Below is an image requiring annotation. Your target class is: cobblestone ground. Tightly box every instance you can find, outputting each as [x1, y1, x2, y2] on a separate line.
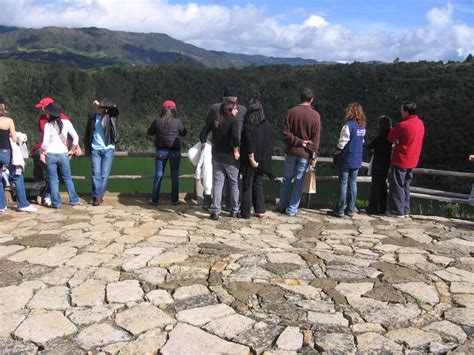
[0, 195, 473, 354]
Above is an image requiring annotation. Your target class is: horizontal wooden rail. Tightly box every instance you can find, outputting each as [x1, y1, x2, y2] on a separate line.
[67, 152, 472, 205]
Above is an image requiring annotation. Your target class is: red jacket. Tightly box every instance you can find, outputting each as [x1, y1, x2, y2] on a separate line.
[388, 115, 425, 169]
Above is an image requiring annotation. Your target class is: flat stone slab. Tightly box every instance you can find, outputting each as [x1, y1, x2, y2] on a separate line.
[76, 323, 132, 350]
[173, 284, 210, 300]
[28, 285, 70, 310]
[146, 289, 174, 305]
[115, 302, 176, 335]
[176, 303, 236, 326]
[393, 282, 440, 304]
[106, 280, 144, 303]
[386, 327, 442, 349]
[204, 314, 255, 339]
[14, 311, 77, 345]
[423, 320, 467, 344]
[161, 323, 250, 354]
[28, 247, 77, 267]
[357, 332, 403, 352]
[314, 332, 356, 353]
[308, 312, 349, 327]
[148, 251, 189, 267]
[71, 279, 105, 306]
[276, 326, 303, 351]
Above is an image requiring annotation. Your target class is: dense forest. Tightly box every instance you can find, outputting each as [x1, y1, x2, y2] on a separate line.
[0, 60, 473, 177]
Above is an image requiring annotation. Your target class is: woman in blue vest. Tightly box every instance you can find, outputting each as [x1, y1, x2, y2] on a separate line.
[329, 102, 367, 217]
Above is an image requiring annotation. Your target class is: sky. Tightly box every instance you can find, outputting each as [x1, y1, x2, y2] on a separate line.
[1, 0, 473, 62]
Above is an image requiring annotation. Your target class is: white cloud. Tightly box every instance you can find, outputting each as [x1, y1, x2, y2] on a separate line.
[0, 0, 473, 62]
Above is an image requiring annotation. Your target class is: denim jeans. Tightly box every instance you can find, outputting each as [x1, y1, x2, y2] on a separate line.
[151, 150, 181, 204]
[0, 149, 31, 209]
[46, 153, 80, 207]
[334, 168, 359, 216]
[277, 155, 309, 215]
[212, 159, 240, 215]
[91, 148, 115, 199]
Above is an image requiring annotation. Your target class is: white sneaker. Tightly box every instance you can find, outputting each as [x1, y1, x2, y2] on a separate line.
[18, 205, 38, 213]
[385, 212, 406, 219]
[0, 207, 6, 212]
[43, 197, 52, 207]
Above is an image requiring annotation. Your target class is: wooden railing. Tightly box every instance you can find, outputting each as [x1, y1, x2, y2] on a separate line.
[69, 152, 473, 204]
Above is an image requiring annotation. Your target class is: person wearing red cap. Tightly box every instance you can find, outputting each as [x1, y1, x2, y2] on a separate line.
[84, 98, 120, 206]
[146, 100, 187, 206]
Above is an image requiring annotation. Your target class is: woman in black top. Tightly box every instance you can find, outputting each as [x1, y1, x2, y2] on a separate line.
[147, 100, 187, 206]
[240, 99, 274, 219]
[365, 115, 392, 214]
[199, 100, 240, 220]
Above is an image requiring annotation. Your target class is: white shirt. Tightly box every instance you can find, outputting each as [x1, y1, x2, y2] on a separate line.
[337, 124, 351, 150]
[41, 120, 79, 154]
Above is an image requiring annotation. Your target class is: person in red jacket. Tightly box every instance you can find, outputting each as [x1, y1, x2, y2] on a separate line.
[387, 101, 425, 218]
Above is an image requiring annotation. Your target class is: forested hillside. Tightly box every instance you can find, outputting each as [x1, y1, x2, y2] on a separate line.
[0, 60, 473, 174]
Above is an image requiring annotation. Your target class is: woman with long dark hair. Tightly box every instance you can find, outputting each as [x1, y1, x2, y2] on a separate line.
[240, 99, 273, 219]
[366, 115, 392, 214]
[199, 99, 240, 220]
[147, 100, 187, 206]
[329, 102, 367, 217]
[40, 102, 80, 208]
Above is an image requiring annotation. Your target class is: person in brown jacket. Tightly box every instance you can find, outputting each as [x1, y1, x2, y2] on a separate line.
[276, 88, 321, 216]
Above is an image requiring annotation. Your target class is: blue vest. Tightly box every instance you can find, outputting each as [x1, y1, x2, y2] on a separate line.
[340, 120, 366, 169]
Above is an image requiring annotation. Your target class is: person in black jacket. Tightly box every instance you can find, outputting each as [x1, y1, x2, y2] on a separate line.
[240, 99, 273, 219]
[84, 98, 120, 206]
[365, 115, 392, 214]
[147, 100, 187, 206]
[200, 100, 240, 220]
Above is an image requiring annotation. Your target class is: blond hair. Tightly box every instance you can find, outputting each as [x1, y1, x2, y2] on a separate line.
[345, 102, 366, 128]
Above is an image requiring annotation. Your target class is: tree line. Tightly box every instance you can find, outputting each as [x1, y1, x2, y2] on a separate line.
[1, 60, 473, 182]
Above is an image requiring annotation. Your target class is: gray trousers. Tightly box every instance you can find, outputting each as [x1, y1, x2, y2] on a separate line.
[388, 166, 413, 216]
[212, 159, 240, 215]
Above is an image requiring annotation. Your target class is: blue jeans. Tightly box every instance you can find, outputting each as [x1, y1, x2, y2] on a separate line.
[277, 155, 309, 215]
[151, 150, 181, 204]
[91, 148, 115, 199]
[0, 149, 31, 209]
[334, 168, 359, 216]
[46, 153, 80, 207]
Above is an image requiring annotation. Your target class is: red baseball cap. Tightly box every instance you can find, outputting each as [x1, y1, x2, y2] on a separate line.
[35, 97, 54, 109]
[162, 100, 176, 108]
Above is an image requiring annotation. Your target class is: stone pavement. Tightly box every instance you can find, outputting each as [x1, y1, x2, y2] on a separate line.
[0, 195, 473, 354]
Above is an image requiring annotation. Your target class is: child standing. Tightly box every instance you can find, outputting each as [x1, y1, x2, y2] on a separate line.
[365, 115, 392, 214]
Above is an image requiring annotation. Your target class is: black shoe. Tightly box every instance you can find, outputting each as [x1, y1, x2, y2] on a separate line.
[230, 212, 242, 218]
[210, 213, 219, 220]
[327, 210, 344, 218]
[202, 204, 211, 211]
[275, 207, 286, 214]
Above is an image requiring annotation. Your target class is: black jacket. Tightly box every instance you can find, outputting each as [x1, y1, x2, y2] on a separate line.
[241, 119, 274, 176]
[85, 112, 120, 154]
[147, 117, 187, 151]
[365, 133, 392, 170]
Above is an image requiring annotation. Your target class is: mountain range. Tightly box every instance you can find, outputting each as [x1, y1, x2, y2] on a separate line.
[0, 25, 327, 68]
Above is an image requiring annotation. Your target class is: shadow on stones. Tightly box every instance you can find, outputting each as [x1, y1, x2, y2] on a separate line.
[5, 234, 63, 248]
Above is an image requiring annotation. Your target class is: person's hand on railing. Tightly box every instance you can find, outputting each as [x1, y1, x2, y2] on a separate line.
[310, 157, 317, 168]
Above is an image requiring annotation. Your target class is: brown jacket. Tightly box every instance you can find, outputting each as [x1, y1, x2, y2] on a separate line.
[283, 104, 321, 159]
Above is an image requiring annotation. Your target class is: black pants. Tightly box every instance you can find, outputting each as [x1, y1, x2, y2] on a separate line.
[241, 165, 265, 218]
[388, 166, 413, 216]
[368, 167, 389, 214]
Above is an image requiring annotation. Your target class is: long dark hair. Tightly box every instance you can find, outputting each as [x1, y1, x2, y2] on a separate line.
[244, 99, 265, 125]
[50, 116, 63, 133]
[377, 115, 392, 135]
[160, 107, 177, 133]
[213, 100, 236, 130]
